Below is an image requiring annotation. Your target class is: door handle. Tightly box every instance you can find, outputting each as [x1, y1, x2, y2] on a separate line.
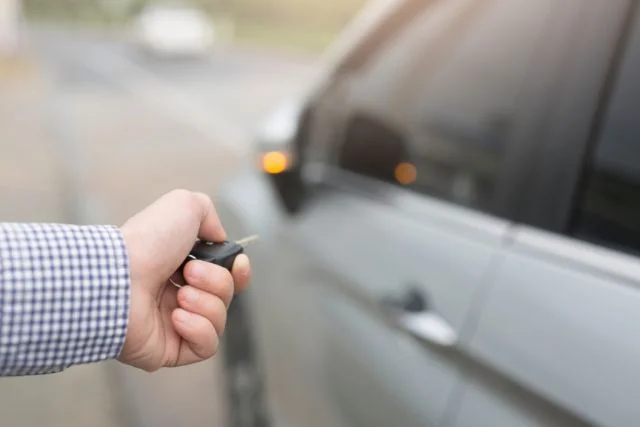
[381, 288, 458, 348]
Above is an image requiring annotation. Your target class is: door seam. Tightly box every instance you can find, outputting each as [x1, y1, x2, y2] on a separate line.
[437, 224, 516, 427]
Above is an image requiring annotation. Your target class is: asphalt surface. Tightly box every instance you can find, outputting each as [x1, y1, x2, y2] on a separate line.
[0, 26, 316, 427]
[33, 27, 315, 151]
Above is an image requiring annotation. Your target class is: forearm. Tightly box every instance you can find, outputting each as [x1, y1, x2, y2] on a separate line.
[0, 223, 130, 376]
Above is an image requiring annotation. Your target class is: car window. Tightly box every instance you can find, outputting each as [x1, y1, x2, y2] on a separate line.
[569, 19, 640, 256]
[336, 0, 562, 213]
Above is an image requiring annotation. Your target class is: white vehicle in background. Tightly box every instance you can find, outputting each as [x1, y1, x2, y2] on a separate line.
[0, 0, 20, 56]
[133, 3, 215, 57]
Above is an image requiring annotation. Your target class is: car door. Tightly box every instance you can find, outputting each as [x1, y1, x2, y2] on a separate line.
[265, 1, 592, 427]
[452, 2, 640, 426]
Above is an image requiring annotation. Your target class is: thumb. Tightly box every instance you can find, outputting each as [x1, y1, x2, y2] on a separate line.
[191, 192, 227, 242]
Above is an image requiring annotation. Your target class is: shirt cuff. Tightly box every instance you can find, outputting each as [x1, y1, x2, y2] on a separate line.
[0, 223, 130, 376]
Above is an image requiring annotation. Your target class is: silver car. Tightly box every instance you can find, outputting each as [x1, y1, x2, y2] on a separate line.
[216, 0, 640, 426]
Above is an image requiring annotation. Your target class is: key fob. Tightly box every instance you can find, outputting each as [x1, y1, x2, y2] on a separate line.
[183, 240, 245, 272]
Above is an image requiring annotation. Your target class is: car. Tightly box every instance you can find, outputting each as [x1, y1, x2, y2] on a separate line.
[215, 0, 640, 426]
[133, 3, 215, 57]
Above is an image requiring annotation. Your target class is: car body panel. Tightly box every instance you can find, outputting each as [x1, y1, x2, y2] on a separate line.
[284, 187, 508, 427]
[216, 170, 352, 427]
[462, 227, 640, 427]
[216, 0, 640, 426]
[452, 2, 640, 425]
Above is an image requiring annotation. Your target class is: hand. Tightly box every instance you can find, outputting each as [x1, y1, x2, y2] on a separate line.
[117, 189, 252, 372]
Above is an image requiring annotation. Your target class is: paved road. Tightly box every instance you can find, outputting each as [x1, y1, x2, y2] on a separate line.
[32, 27, 315, 151]
[0, 26, 316, 427]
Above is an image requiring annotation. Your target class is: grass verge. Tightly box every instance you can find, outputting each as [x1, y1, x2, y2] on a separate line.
[232, 21, 338, 54]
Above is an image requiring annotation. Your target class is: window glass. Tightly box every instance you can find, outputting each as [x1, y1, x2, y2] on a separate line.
[570, 20, 640, 256]
[337, 0, 558, 212]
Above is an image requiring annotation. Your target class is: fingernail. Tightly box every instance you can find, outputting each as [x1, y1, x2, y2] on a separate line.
[183, 287, 200, 303]
[176, 310, 191, 324]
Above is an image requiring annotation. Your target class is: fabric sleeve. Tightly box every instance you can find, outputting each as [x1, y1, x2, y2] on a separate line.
[0, 223, 130, 376]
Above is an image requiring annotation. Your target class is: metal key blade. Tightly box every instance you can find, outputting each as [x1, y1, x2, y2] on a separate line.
[236, 235, 259, 248]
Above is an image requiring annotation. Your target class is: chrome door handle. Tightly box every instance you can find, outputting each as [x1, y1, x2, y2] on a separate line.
[381, 288, 458, 348]
[395, 311, 458, 347]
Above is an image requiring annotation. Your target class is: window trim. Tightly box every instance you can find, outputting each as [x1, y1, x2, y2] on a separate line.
[520, 0, 637, 238]
[567, 1, 639, 235]
[331, 0, 439, 77]
[566, 2, 640, 257]
[307, 163, 513, 241]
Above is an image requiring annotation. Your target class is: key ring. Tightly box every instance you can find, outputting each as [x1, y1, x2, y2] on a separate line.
[169, 254, 197, 288]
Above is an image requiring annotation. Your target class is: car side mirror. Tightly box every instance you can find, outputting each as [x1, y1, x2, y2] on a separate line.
[255, 100, 308, 214]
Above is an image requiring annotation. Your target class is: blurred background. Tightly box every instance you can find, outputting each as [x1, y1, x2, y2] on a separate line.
[0, 0, 364, 426]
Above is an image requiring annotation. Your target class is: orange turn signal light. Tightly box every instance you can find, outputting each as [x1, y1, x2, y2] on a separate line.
[262, 151, 290, 174]
[395, 162, 417, 185]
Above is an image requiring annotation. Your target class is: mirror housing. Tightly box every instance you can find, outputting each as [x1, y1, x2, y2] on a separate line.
[254, 100, 307, 214]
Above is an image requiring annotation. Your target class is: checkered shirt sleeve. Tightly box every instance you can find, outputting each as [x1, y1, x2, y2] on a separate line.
[0, 223, 130, 376]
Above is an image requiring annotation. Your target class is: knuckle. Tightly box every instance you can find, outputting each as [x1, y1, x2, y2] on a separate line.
[210, 297, 228, 335]
[168, 189, 204, 217]
[193, 191, 212, 204]
[209, 266, 234, 296]
[198, 329, 219, 359]
[193, 343, 211, 359]
[221, 268, 234, 290]
[191, 321, 214, 355]
[168, 188, 193, 201]
[189, 191, 215, 222]
[207, 341, 219, 359]
[219, 304, 228, 331]
[193, 192, 214, 210]
[187, 194, 205, 215]
[222, 272, 235, 302]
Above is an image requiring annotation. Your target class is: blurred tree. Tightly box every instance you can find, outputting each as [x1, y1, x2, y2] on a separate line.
[24, 0, 366, 29]
[22, 0, 368, 50]
[98, 0, 133, 20]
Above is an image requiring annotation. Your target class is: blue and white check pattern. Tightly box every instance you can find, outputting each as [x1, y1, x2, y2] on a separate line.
[0, 223, 130, 376]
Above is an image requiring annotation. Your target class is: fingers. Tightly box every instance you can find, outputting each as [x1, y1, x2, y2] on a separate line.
[175, 257, 252, 353]
[192, 192, 226, 242]
[231, 254, 252, 294]
[183, 255, 252, 299]
[183, 260, 234, 306]
[172, 309, 219, 360]
[177, 286, 228, 335]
